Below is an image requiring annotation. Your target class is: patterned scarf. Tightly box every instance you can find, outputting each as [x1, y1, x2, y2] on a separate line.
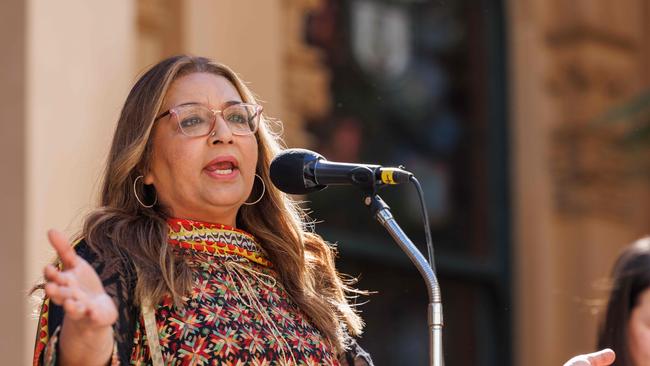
[128, 218, 340, 365]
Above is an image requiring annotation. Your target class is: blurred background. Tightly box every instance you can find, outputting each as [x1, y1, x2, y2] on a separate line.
[1, 0, 649, 365]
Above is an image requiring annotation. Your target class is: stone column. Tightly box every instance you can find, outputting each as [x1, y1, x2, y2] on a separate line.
[0, 1, 27, 365]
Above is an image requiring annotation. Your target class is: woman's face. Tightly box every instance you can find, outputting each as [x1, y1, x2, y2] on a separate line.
[628, 288, 650, 365]
[144, 72, 258, 226]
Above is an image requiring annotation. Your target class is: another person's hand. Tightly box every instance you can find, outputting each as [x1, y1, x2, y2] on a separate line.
[563, 349, 615, 366]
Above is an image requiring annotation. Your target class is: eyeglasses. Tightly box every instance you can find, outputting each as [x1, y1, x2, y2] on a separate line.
[154, 103, 263, 137]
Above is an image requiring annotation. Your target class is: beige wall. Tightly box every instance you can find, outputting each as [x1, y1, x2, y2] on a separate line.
[183, 0, 286, 129]
[21, 1, 137, 364]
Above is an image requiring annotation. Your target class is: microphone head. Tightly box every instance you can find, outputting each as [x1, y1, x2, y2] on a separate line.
[270, 148, 326, 194]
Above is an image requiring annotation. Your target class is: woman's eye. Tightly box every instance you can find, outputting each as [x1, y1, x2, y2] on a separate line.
[180, 116, 206, 129]
[226, 113, 247, 124]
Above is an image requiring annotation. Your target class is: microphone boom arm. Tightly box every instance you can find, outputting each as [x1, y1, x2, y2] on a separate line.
[364, 194, 444, 366]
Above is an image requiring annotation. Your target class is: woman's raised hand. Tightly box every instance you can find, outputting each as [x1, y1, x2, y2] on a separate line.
[563, 349, 615, 366]
[43, 229, 118, 329]
[43, 230, 118, 365]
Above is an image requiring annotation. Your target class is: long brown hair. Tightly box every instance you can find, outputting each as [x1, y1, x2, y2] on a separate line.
[597, 237, 650, 365]
[83, 55, 364, 352]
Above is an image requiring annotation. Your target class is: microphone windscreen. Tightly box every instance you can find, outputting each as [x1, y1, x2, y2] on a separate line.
[270, 148, 326, 194]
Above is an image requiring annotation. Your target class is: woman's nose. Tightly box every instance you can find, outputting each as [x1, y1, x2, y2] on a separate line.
[208, 114, 234, 144]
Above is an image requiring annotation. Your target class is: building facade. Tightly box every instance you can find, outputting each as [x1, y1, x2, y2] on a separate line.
[1, 0, 649, 365]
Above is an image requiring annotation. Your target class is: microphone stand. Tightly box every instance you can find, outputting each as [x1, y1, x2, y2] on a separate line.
[363, 193, 444, 366]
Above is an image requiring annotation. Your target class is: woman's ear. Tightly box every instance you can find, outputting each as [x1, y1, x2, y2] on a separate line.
[143, 171, 155, 185]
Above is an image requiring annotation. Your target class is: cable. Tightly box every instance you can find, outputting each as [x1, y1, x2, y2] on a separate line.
[410, 176, 437, 274]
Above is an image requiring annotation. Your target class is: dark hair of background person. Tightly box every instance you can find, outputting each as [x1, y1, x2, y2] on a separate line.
[597, 237, 650, 366]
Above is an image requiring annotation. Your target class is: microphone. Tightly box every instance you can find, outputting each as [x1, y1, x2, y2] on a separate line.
[269, 148, 413, 194]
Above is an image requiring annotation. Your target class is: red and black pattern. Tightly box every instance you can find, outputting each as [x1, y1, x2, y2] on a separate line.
[130, 218, 340, 365]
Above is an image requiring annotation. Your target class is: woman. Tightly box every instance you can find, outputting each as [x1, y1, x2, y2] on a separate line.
[33, 55, 372, 365]
[564, 237, 650, 366]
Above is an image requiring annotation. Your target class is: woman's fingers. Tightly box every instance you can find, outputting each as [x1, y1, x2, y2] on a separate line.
[87, 294, 119, 326]
[43, 229, 118, 327]
[42, 230, 117, 328]
[44, 264, 76, 286]
[63, 298, 88, 320]
[45, 283, 75, 306]
[44, 282, 65, 304]
[44, 283, 85, 304]
[47, 284, 113, 324]
[43, 264, 62, 283]
[44, 270, 116, 326]
[44, 266, 88, 307]
[47, 229, 77, 269]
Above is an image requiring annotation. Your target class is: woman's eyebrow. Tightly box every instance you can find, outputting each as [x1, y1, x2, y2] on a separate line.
[223, 100, 243, 107]
[173, 100, 243, 109]
[172, 101, 201, 108]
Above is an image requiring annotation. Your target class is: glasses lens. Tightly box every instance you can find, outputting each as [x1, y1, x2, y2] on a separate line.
[223, 104, 260, 135]
[175, 106, 214, 136]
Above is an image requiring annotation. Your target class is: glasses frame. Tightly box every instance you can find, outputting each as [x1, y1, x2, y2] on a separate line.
[154, 102, 263, 137]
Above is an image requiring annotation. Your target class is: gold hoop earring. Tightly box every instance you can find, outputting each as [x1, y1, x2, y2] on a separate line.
[244, 174, 266, 206]
[133, 175, 157, 208]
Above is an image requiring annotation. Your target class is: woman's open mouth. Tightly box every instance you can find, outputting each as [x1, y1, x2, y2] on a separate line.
[204, 157, 240, 179]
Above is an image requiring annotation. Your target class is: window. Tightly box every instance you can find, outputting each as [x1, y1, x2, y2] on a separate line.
[304, 0, 510, 364]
